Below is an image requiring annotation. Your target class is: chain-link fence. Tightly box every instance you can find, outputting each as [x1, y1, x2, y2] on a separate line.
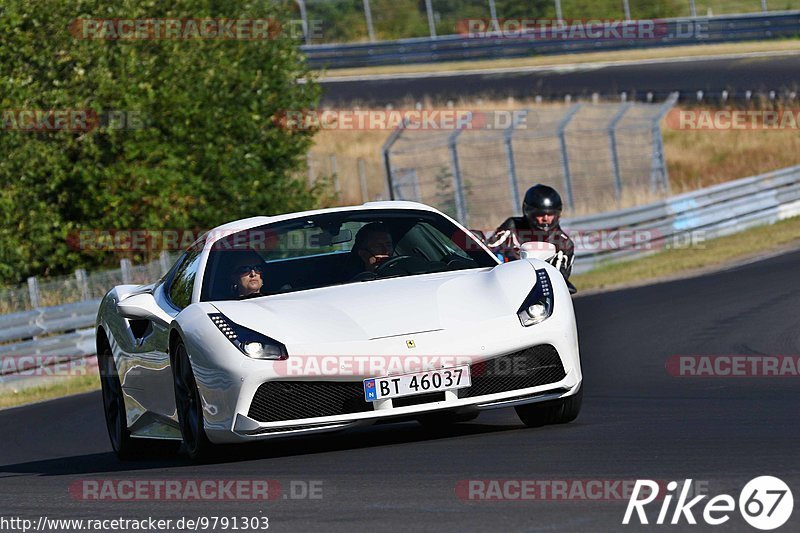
[383, 95, 678, 229]
[306, 151, 389, 204]
[0, 253, 177, 315]
[294, 0, 800, 44]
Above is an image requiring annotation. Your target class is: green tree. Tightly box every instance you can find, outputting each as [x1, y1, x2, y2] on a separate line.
[0, 0, 322, 284]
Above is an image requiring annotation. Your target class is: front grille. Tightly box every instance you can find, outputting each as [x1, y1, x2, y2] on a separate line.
[248, 381, 373, 423]
[461, 344, 566, 398]
[392, 391, 445, 408]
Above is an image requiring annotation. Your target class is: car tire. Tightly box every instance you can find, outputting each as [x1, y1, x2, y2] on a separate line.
[172, 338, 215, 461]
[515, 386, 582, 428]
[99, 347, 138, 459]
[100, 347, 178, 459]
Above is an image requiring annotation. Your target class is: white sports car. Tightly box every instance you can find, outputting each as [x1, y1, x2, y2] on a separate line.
[96, 202, 582, 460]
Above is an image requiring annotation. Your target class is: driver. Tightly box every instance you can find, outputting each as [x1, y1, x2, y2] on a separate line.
[231, 261, 264, 297]
[353, 223, 394, 273]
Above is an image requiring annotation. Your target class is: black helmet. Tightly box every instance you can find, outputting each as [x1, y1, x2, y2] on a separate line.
[522, 184, 563, 231]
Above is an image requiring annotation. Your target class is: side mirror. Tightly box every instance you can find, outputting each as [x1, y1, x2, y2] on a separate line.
[116, 292, 172, 324]
[519, 241, 557, 262]
[567, 280, 578, 295]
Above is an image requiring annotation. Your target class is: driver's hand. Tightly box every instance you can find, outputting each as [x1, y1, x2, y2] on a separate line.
[369, 254, 391, 267]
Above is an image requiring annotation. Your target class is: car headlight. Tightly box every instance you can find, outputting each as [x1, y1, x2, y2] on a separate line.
[517, 269, 555, 327]
[208, 313, 288, 360]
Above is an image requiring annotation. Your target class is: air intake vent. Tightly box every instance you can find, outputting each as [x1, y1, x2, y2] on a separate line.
[248, 381, 372, 423]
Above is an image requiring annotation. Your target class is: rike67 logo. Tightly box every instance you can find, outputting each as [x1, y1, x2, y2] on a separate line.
[623, 477, 793, 530]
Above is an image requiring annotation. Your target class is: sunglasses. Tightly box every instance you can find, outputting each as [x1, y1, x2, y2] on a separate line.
[235, 264, 263, 276]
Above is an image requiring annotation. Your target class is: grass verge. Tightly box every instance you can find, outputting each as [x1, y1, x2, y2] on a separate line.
[318, 39, 800, 78]
[572, 215, 800, 292]
[0, 373, 100, 410]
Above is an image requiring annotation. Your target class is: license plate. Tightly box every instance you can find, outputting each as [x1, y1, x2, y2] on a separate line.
[363, 366, 471, 402]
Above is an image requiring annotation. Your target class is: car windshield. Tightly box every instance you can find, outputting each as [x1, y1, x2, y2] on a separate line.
[200, 209, 497, 301]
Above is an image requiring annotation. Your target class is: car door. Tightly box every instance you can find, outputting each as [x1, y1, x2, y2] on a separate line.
[122, 245, 203, 425]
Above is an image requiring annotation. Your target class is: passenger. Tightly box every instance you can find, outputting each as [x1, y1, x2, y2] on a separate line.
[231, 261, 264, 297]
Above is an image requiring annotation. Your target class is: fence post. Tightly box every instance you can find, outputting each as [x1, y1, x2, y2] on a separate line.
[329, 153, 338, 176]
[608, 103, 632, 202]
[623, 0, 631, 20]
[388, 168, 420, 201]
[363, 0, 376, 42]
[306, 151, 315, 187]
[689, 0, 697, 17]
[554, 0, 563, 21]
[27, 276, 40, 308]
[329, 154, 340, 194]
[159, 250, 172, 275]
[357, 158, 369, 202]
[488, 0, 498, 21]
[557, 104, 581, 210]
[425, 0, 437, 38]
[650, 93, 679, 194]
[382, 118, 408, 201]
[75, 269, 90, 301]
[120, 259, 132, 284]
[448, 124, 469, 225]
[503, 109, 529, 215]
[651, 129, 668, 195]
[294, 0, 311, 45]
[761, 0, 768, 14]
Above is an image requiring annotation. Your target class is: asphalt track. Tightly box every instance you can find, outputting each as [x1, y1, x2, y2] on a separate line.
[320, 53, 800, 105]
[1, 248, 799, 532]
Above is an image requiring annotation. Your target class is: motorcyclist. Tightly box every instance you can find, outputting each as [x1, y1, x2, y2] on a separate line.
[487, 184, 576, 289]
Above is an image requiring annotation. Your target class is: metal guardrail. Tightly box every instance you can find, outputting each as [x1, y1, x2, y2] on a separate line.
[303, 12, 800, 69]
[1, 166, 799, 382]
[0, 300, 100, 345]
[0, 300, 99, 385]
[563, 165, 800, 273]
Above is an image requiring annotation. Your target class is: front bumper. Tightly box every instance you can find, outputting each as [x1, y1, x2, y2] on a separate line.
[210, 342, 580, 443]
[231, 383, 576, 439]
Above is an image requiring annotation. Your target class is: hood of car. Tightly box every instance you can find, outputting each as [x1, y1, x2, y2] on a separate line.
[211, 260, 537, 345]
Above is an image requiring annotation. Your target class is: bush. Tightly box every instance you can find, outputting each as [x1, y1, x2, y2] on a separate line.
[0, 0, 322, 284]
